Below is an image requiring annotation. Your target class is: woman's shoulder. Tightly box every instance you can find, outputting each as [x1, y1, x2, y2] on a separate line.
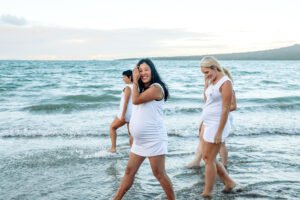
[150, 83, 165, 100]
[151, 82, 162, 87]
[123, 84, 132, 92]
[217, 76, 232, 87]
[151, 83, 164, 92]
[124, 84, 133, 89]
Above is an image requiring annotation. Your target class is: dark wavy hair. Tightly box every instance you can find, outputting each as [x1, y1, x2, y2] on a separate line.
[136, 58, 169, 101]
[122, 70, 133, 82]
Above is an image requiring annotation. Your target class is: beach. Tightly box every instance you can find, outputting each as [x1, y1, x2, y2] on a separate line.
[1, 60, 300, 199]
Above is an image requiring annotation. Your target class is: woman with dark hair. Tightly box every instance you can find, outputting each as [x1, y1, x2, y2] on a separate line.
[108, 70, 133, 153]
[113, 59, 175, 200]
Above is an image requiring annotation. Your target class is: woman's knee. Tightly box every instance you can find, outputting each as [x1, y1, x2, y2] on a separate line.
[110, 123, 117, 130]
[152, 168, 165, 180]
[110, 120, 120, 130]
[124, 166, 137, 177]
[203, 154, 214, 165]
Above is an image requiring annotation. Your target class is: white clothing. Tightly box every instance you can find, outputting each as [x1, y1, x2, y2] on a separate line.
[129, 83, 168, 157]
[117, 84, 133, 122]
[229, 112, 234, 128]
[200, 76, 232, 143]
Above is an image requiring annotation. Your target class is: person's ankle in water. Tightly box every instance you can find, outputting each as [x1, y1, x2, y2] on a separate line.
[108, 148, 116, 153]
[201, 192, 212, 198]
[185, 161, 201, 169]
[222, 182, 236, 193]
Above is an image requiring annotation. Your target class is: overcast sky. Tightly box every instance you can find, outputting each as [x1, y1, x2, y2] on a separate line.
[0, 0, 299, 60]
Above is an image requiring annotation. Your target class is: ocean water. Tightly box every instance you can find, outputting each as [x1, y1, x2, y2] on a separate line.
[0, 60, 300, 200]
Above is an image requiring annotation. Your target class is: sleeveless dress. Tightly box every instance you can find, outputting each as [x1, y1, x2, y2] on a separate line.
[129, 83, 168, 157]
[228, 112, 234, 129]
[117, 84, 133, 122]
[200, 76, 232, 143]
[228, 90, 236, 129]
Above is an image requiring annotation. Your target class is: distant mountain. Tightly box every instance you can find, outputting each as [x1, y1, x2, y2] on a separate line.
[123, 44, 300, 60]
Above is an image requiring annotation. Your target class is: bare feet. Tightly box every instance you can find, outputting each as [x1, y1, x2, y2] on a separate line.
[185, 161, 200, 169]
[107, 148, 116, 153]
[201, 192, 212, 198]
[222, 182, 236, 193]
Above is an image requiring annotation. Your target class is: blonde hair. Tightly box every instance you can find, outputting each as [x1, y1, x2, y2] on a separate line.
[222, 67, 233, 81]
[200, 56, 224, 73]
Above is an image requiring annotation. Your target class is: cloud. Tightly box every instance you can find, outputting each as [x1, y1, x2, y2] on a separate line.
[0, 14, 27, 26]
[0, 25, 217, 59]
[1, 24, 293, 60]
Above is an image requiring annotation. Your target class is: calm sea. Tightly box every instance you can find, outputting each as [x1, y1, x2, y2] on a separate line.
[0, 60, 299, 199]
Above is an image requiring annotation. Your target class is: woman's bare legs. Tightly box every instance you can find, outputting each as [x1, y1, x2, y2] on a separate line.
[126, 123, 133, 147]
[201, 141, 235, 197]
[201, 141, 220, 197]
[186, 124, 204, 168]
[216, 161, 236, 192]
[149, 155, 175, 200]
[113, 153, 145, 200]
[108, 117, 126, 153]
[219, 143, 228, 169]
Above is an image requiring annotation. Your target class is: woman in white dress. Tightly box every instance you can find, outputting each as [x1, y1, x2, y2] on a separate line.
[108, 70, 133, 153]
[186, 67, 236, 169]
[219, 67, 237, 169]
[114, 59, 175, 200]
[199, 56, 236, 198]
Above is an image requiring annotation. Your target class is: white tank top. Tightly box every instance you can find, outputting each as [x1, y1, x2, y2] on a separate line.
[129, 83, 167, 145]
[118, 84, 133, 122]
[202, 76, 232, 122]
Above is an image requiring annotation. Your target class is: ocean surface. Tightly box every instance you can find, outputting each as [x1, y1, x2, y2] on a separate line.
[0, 60, 299, 200]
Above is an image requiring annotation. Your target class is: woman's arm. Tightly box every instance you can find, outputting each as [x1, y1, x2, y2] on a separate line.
[132, 84, 163, 105]
[132, 67, 163, 105]
[214, 81, 232, 144]
[120, 86, 131, 121]
[230, 91, 237, 111]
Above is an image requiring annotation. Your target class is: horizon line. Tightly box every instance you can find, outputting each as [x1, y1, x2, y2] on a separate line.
[0, 44, 299, 61]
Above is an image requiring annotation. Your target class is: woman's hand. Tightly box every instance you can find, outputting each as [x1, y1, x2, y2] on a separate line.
[133, 67, 140, 84]
[120, 115, 126, 122]
[214, 133, 222, 144]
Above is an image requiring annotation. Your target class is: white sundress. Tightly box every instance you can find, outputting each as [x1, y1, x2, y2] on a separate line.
[200, 76, 232, 143]
[117, 84, 133, 122]
[129, 83, 168, 157]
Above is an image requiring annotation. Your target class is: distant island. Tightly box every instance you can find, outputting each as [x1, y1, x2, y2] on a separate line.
[122, 44, 300, 60]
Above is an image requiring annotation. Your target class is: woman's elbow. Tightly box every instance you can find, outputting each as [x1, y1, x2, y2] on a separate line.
[132, 100, 138, 105]
[132, 99, 141, 105]
[230, 105, 237, 111]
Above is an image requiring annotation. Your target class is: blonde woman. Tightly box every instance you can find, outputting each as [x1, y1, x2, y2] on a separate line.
[186, 67, 236, 169]
[199, 56, 236, 197]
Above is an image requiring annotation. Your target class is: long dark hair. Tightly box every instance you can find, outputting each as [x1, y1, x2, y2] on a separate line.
[136, 58, 169, 101]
